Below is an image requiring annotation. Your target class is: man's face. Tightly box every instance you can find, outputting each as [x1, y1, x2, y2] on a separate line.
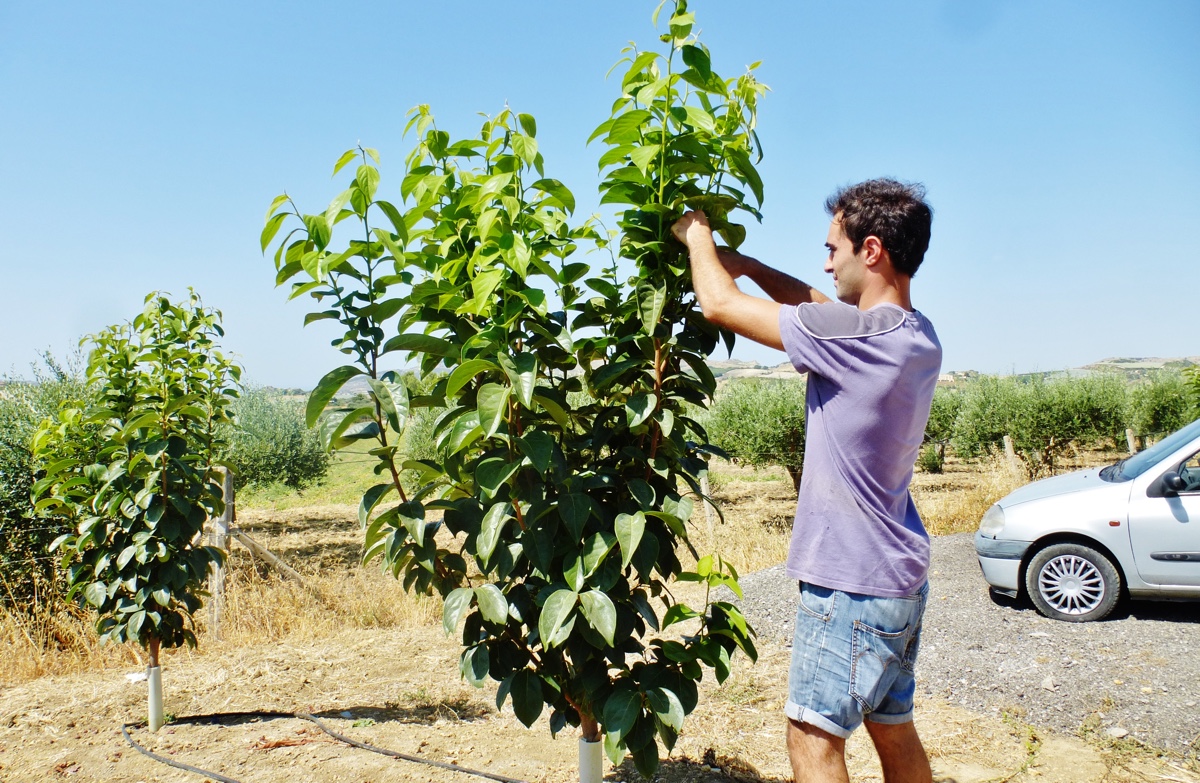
[824, 217, 866, 305]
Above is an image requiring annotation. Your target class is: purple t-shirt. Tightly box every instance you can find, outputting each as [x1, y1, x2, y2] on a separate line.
[779, 301, 942, 597]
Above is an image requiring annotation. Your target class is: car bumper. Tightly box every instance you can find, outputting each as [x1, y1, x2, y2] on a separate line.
[974, 531, 1032, 594]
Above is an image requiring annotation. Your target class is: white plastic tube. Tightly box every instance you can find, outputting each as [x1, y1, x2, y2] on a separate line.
[579, 737, 603, 783]
[147, 666, 164, 732]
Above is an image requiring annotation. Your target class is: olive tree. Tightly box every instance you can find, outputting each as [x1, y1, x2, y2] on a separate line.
[263, 2, 762, 775]
[703, 379, 806, 492]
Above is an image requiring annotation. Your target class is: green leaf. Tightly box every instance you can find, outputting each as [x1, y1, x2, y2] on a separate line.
[474, 584, 509, 624]
[476, 383, 511, 439]
[530, 178, 576, 214]
[648, 688, 684, 732]
[477, 502, 511, 562]
[629, 144, 660, 175]
[318, 406, 376, 451]
[397, 500, 426, 546]
[680, 44, 711, 80]
[358, 483, 394, 527]
[443, 586, 475, 635]
[517, 113, 537, 137]
[476, 457, 519, 499]
[512, 134, 538, 166]
[515, 430, 554, 476]
[498, 353, 537, 408]
[367, 373, 410, 433]
[306, 366, 363, 428]
[579, 590, 616, 645]
[84, 582, 106, 608]
[637, 282, 667, 335]
[602, 687, 641, 739]
[606, 110, 652, 144]
[615, 511, 646, 569]
[260, 212, 287, 252]
[558, 494, 592, 539]
[509, 670, 543, 727]
[625, 394, 655, 428]
[331, 148, 358, 176]
[581, 532, 616, 577]
[446, 359, 500, 397]
[381, 333, 459, 359]
[461, 645, 490, 687]
[538, 589, 577, 648]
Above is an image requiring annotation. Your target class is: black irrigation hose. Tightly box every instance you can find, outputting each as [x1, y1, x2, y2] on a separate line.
[121, 710, 530, 783]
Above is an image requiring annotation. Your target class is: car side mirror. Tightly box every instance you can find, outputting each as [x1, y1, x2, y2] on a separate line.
[1161, 471, 1185, 496]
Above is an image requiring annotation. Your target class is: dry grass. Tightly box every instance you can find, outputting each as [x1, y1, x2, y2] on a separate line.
[0, 454, 1034, 686]
[912, 454, 1027, 535]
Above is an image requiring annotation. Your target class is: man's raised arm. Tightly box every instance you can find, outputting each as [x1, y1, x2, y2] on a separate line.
[673, 210, 787, 351]
[716, 249, 832, 306]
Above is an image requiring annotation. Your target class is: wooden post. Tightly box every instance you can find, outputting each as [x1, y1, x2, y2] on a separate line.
[1125, 428, 1139, 455]
[699, 473, 716, 540]
[207, 468, 232, 640]
[1003, 435, 1022, 476]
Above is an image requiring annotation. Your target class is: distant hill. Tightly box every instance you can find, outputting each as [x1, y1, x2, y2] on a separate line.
[315, 355, 1198, 397]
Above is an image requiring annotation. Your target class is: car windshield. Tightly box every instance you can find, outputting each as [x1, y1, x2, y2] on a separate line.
[1110, 417, 1200, 480]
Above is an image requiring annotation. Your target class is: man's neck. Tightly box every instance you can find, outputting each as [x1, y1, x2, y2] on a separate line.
[856, 278, 912, 312]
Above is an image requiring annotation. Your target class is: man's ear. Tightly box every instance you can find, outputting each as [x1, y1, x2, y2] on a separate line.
[861, 235, 887, 268]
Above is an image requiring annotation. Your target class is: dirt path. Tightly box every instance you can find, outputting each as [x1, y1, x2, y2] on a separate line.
[3, 623, 1195, 782]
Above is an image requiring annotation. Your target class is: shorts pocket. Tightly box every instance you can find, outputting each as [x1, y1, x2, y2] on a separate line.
[850, 620, 907, 711]
[797, 582, 837, 622]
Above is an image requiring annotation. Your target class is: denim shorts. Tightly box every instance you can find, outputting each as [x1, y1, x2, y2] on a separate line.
[786, 580, 929, 739]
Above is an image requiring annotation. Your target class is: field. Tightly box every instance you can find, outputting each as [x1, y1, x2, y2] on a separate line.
[2, 450, 1198, 782]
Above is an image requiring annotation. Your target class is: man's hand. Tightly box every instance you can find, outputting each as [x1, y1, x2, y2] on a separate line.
[671, 209, 713, 249]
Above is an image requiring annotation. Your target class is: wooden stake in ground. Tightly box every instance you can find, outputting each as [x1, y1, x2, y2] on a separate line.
[1126, 428, 1139, 454]
[207, 468, 233, 640]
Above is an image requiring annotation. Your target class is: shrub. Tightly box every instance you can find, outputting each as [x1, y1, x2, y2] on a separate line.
[0, 354, 92, 606]
[914, 444, 944, 474]
[1125, 372, 1192, 437]
[952, 374, 1127, 476]
[704, 379, 806, 492]
[221, 386, 329, 489]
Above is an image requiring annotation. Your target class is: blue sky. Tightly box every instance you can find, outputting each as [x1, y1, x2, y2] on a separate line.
[2, 1, 1196, 387]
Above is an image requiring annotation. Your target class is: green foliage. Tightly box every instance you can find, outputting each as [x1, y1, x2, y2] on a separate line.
[1183, 367, 1200, 420]
[924, 386, 961, 445]
[1124, 372, 1192, 437]
[221, 386, 329, 489]
[32, 292, 241, 652]
[264, 2, 762, 774]
[0, 354, 92, 605]
[914, 444, 944, 474]
[952, 374, 1126, 476]
[703, 379, 805, 491]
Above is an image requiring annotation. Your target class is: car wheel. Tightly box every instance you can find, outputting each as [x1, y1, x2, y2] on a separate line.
[1025, 543, 1121, 622]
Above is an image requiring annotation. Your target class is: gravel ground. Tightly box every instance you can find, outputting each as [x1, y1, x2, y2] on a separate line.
[726, 532, 1200, 753]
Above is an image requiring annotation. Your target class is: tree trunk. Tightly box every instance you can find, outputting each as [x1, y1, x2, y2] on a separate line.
[786, 466, 801, 495]
[579, 713, 601, 743]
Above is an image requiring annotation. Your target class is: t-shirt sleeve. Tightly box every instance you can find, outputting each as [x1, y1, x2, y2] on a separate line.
[777, 302, 851, 383]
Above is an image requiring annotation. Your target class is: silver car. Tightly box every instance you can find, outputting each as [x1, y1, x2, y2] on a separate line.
[975, 417, 1200, 622]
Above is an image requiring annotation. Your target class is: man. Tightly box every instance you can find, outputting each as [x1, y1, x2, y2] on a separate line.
[672, 178, 941, 783]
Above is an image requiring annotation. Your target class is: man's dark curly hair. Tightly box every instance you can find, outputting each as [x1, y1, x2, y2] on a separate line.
[824, 178, 933, 277]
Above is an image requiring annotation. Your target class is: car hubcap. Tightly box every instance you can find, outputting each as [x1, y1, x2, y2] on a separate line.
[1039, 555, 1105, 615]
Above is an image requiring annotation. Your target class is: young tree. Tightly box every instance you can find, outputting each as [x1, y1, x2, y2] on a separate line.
[32, 292, 240, 730]
[263, 2, 762, 775]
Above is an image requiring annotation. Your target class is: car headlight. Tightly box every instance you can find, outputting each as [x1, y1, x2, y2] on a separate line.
[979, 504, 1005, 537]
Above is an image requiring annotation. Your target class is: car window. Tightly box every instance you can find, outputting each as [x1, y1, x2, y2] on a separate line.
[1179, 452, 1200, 493]
[1122, 417, 1200, 479]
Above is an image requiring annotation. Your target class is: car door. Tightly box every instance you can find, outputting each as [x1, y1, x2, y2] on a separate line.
[1127, 448, 1200, 586]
